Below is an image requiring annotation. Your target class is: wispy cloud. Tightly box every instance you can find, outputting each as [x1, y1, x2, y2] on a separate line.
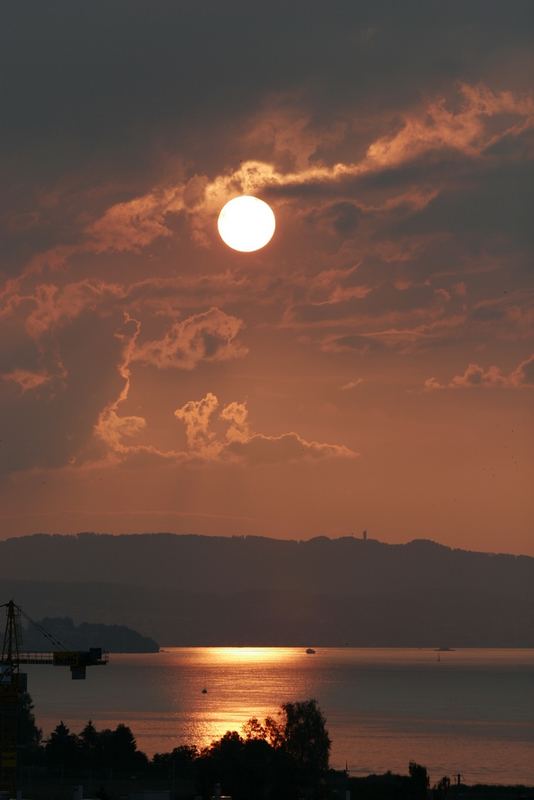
[425, 353, 534, 390]
[1, 369, 52, 392]
[131, 307, 247, 370]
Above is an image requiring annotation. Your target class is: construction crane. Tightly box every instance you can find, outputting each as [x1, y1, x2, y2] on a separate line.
[0, 600, 108, 796]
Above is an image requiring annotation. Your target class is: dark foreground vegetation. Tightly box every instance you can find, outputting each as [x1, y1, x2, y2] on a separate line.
[14, 694, 534, 800]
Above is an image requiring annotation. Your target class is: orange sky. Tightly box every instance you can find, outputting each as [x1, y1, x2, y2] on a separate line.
[0, 3, 533, 554]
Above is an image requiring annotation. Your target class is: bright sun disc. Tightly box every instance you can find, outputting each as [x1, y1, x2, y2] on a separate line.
[217, 195, 276, 252]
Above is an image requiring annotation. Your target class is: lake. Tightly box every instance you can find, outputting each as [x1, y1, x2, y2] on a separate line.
[24, 647, 534, 786]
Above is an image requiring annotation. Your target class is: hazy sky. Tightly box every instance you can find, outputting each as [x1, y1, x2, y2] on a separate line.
[1, 2, 533, 553]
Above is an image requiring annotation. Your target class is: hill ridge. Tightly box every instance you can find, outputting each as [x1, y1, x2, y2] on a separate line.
[2, 530, 532, 561]
[1, 532, 532, 647]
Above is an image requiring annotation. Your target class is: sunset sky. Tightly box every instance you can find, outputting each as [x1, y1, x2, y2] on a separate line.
[1, 2, 532, 554]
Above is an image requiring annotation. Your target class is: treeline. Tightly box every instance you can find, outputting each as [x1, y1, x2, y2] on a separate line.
[21, 697, 335, 800]
[17, 696, 438, 800]
[18, 695, 520, 800]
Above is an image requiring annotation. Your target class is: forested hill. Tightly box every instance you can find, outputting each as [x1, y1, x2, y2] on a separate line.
[23, 616, 159, 653]
[0, 533, 532, 647]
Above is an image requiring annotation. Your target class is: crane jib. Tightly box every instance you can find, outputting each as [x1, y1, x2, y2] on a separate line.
[0, 600, 108, 795]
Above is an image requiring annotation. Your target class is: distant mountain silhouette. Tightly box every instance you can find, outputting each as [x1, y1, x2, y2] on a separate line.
[0, 533, 532, 646]
[22, 616, 159, 653]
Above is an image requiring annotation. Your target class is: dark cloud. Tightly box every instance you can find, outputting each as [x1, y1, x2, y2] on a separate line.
[321, 334, 385, 355]
[0, 312, 124, 474]
[309, 202, 362, 237]
[288, 282, 445, 326]
[2, 2, 532, 184]
[392, 161, 534, 245]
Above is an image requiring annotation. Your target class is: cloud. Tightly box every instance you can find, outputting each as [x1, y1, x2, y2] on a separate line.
[283, 264, 465, 334]
[132, 307, 247, 370]
[0, 272, 254, 341]
[85, 188, 185, 253]
[94, 325, 351, 469]
[18, 81, 533, 275]
[220, 400, 250, 443]
[23, 281, 123, 338]
[365, 84, 534, 168]
[95, 407, 147, 455]
[174, 393, 220, 458]
[93, 315, 228, 465]
[1, 369, 51, 392]
[340, 378, 364, 391]
[0, 312, 131, 475]
[322, 334, 385, 355]
[425, 353, 534, 390]
[245, 85, 534, 202]
[25, 187, 186, 272]
[510, 353, 534, 386]
[225, 431, 356, 465]
[123, 271, 253, 314]
[174, 393, 358, 465]
[93, 315, 148, 458]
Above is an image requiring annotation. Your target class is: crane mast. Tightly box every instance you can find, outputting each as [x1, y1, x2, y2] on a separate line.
[0, 600, 108, 796]
[1, 601, 22, 668]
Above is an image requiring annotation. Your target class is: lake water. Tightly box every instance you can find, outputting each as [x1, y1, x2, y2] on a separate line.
[24, 647, 534, 786]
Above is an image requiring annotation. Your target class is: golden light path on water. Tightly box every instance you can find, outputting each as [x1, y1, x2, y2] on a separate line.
[163, 647, 301, 748]
[25, 647, 534, 785]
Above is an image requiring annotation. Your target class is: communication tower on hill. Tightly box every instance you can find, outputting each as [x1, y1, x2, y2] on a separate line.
[0, 599, 108, 796]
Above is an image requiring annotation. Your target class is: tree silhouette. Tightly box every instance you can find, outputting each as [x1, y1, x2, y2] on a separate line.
[86, 723, 147, 775]
[45, 721, 80, 779]
[433, 775, 451, 798]
[241, 699, 331, 799]
[18, 691, 41, 747]
[197, 730, 275, 800]
[409, 761, 430, 800]
[279, 699, 331, 774]
[79, 720, 99, 771]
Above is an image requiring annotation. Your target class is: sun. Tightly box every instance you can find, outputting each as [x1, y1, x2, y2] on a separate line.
[217, 195, 276, 252]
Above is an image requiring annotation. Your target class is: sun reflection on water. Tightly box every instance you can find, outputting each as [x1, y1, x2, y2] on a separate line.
[200, 646, 298, 665]
[163, 647, 308, 750]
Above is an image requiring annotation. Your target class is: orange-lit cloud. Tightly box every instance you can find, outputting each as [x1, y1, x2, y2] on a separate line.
[220, 400, 250, 443]
[174, 393, 357, 465]
[86, 188, 184, 253]
[174, 393, 220, 458]
[224, 431, 357, 465]
[94, 315, 148, 459]
[340, 379, 364, 391]
[23, 281, 123, 338]
[366, 84, 534, 168]
[16, 82, 532, 276]
[132, 308, 247, 370]
[425, 353, 534, 390]
[1, 369, 51, 392]
[92, 315, 355, 468]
